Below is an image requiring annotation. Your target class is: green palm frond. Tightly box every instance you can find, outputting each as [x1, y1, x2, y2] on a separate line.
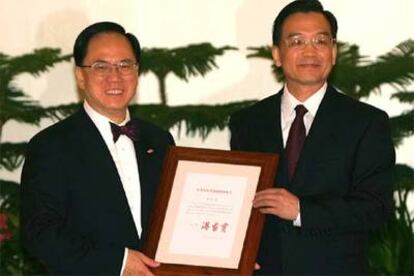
[0, 86, 46, 125]
[141, 43, 237, 79]
[368, 211, 414, 275]
[391, 91, 414, 104]
[0, 48, 71, 80]
[246, 46, 284, 81]
[43, 102, 81, 121]
[394, 164, 414, 192]
[130, 100, 256, 139]
[246, 45, 272, 59]
[0, 142, 27, 171]
[368, 163, 414, 275]
[356, 39, 414, 97]
[140, 43, 237, 104]
[0, 48, 71, 128]
[329, 42, 369, 98]
[390, 110, 414, 146]
[0, 180, 20, 212]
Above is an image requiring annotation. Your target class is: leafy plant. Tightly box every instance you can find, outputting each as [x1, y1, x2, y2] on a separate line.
[140, 43, 237, 105]
[0, 48, 71, 275]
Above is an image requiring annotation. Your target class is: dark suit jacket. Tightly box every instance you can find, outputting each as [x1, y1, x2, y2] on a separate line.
[21, 107, 175, 275]
[229, 85, 395, 275]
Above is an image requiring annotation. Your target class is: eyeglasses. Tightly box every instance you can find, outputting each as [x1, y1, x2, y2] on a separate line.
[284, 35, 336, 49]
[79, 61, 138, 76]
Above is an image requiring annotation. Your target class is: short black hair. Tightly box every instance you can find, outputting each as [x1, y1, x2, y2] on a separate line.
[73, 21, 141, 66]
[272, 0, 338, 46]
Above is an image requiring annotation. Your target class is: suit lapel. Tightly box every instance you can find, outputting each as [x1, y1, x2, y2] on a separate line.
[132, 121, 158, 236]
[75, 108, 139, 239]
[253, 91, 288, 188]
[305, 86, 339, 144]
[76, 108, 124, 193]
[291, 86, 340, 190]
[259, 92, 284, 154]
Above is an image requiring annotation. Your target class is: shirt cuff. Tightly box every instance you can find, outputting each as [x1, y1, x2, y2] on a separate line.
[120, 248, 128, 276]
[293, 200, 301, 227]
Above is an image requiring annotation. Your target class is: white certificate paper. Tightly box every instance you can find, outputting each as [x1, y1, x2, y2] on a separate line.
[155, 160, 261, 268]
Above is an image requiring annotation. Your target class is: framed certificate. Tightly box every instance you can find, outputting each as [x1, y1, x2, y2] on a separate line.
[143, 146, 279, 275]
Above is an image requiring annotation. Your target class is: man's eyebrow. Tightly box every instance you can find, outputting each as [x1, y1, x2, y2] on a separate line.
[285, 32, 303, 38]
[89, 58, 136, 63]
[285, 31, 331, 38]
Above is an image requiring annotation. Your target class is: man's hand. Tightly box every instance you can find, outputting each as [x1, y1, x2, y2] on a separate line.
[123, 249, 159, 276]
[253, 188, 299, 220]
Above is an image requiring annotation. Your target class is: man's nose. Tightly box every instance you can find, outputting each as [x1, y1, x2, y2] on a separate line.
[302, 42, 318, 55]
[106, 66, 122, 79]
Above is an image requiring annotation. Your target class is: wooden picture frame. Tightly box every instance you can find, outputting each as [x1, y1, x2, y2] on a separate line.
[143, 146, 279, 275]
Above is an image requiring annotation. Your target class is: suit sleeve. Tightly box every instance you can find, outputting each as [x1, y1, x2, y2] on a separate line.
[229, 113, 246, 151]
[20, 135, 124, 275]
[300, 111, 395, 233]
[167, 131, 176, 147]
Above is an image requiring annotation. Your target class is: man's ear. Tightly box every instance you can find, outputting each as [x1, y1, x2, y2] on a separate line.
[271, 46, 282, 67]
[75, 67, 86, 90]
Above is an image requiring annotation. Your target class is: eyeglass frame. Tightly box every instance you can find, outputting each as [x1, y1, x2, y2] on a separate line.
[283, 34, 336, 50]
[78, 60, 138, 76]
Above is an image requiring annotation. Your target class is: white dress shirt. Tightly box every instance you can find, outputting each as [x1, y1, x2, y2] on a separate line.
[83, 101, 141, 274]
[280, 83, 327, 226]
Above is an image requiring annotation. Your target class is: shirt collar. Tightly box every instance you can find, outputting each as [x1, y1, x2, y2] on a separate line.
[83, 100, 131, 145]
[281, 82, 327, 121]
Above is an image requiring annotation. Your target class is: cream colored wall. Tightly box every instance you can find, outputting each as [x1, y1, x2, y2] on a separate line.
[1, 0, 413, 192]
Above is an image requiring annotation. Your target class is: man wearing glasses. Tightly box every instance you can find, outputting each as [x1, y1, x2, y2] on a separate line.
[230, 0, 395, 274]
[21, 22, 174, 275]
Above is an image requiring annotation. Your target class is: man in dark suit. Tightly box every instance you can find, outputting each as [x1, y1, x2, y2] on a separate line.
[230, 1, 395, 274]
[21, 22, 174, 275]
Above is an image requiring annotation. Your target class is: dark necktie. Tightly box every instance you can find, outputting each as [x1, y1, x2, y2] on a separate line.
[110, 121, 137, 142]
[285, 105, 308, 182]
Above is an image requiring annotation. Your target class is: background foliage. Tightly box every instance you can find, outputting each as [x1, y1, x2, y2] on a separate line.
[1, 40, 413, 275]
